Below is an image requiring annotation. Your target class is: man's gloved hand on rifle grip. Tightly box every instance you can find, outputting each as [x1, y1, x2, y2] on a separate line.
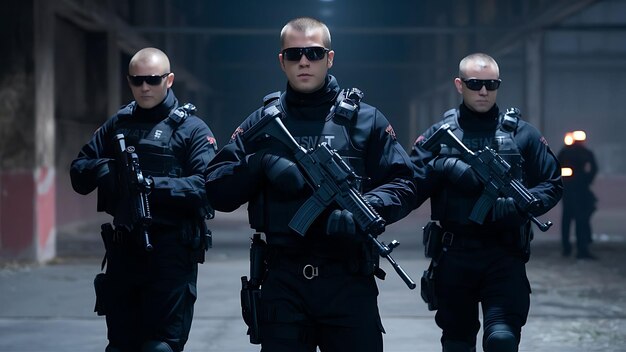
[491, 197, 527, 227]
[325, 194, 382, 239]
[430, 156, 482, 195]
[326, 209, 357, 238]
[247, 149, 307, 196]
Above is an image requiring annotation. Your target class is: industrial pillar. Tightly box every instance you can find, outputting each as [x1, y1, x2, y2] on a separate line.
[525, 32, 544, 131]
[0, 0, 56, 262]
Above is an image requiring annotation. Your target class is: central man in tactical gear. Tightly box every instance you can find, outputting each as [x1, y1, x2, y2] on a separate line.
[205, 17, 419, 352]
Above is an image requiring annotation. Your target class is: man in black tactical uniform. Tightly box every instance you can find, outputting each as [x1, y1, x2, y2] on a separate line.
[410, 53, 562, 352]
[557, 131, 598, 259]
[204, 17, 417, 352]
[70, 47, 217, 352]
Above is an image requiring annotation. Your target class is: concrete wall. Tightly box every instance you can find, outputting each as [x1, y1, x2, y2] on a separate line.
[0, 0, 56, 262]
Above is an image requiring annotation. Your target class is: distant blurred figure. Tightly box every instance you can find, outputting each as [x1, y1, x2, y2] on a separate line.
[557, 131, 598, 259]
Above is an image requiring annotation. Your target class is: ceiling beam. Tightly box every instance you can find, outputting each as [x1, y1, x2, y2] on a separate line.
[133, 26, 509, 36]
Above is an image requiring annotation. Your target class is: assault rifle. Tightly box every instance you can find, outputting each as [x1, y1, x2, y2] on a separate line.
[243, 106, 416, 289]
[114, 134, 154, 250]
[421, 124, 552, 231]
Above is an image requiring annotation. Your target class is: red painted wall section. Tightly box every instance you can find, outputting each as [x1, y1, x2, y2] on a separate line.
[0, 167, 56, 262]
[35, 166, 56, 260]
[0, 170, 36, 259]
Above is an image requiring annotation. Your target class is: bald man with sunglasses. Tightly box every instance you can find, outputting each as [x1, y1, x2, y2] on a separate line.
[409, 53, 562, 352]
[71, 47, 217, 352]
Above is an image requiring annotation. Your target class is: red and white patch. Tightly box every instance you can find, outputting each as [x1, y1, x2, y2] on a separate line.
[231, 127, 244, 141]
[207, 136, 216, 145]
[539, 136, 549, 146]
[414, 135, 426, 145]
[385, 124, 397, 140]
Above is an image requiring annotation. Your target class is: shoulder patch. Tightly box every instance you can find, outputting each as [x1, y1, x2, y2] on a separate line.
[207, 136, 218, 151]
[385, 124, 397, 140]
[230, 126, 244, 141]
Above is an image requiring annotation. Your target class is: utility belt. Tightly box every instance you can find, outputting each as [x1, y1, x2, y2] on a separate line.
[268, 250, 361, 280]
[420, 221, 509, 312]
[240, 233, 381, 345]
[423, 221, 529, 256]
[101, 221, 211, 252]
[420, 220, 533, 311]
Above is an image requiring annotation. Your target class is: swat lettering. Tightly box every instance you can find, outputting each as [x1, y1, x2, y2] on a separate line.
[116, 127, 152, 143]
[294, 135, 335, 149]
[462, 136, 505, 151]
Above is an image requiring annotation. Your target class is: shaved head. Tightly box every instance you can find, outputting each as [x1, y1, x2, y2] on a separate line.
[458, 53, 499, 79]
[128, 47, 171, 74]
[280, 17, 331, 49]
[127, 47, 174, 109]
[454, 53, 500, 113]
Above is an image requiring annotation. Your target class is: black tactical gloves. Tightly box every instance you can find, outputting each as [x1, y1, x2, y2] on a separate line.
[96, 161, 117, 193]
[431, 156, 482, 194]
[326, 193, 384, 238]
[326, 209, 357, 237]
[491, 197, 527, 226]
[248, 150, 307, 195]
[95, 161, 119, 215]
[364, 193, 384, 213]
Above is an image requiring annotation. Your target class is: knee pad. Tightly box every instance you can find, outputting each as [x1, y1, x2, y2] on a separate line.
[140, 340, 174, 352]
[484, 326, 518, 352]
[443, 340, 476, 352]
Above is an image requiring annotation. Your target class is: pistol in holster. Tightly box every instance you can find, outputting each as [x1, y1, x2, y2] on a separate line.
[193, 219, 213, 264]
[420, 221, 443, 311]
[240, 233, 267, 344]
[94, 223, 114, 316]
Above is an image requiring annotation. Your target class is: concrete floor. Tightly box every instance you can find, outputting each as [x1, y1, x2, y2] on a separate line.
[1, 205, 626, 352]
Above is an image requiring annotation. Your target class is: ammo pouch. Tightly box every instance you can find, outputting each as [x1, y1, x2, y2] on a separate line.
[423, 221, 443, 258]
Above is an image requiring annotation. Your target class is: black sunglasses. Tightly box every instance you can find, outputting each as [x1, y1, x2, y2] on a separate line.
[461, 78, 502, 91]
[127, 73, 170, 87]
[281, 47, 330, 61]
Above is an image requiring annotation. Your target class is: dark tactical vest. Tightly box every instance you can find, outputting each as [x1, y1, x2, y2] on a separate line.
[249, 89, 373, 238]
[432, 108, 525, 224]
[114, 102, 197, 179]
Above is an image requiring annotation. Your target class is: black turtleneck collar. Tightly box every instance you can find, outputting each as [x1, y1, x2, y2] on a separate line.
[133, 89, 178, 120]
[285, 75, 340, 107]
[458, 101, 500, 131]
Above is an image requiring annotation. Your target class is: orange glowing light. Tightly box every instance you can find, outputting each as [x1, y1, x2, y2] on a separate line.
[572, 130, 586, 142]
[564, 133, 574, 145]
[561, 167, 573, 177]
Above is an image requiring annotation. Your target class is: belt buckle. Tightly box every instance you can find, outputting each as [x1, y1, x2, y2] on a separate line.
[302, 264, 319, 280]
